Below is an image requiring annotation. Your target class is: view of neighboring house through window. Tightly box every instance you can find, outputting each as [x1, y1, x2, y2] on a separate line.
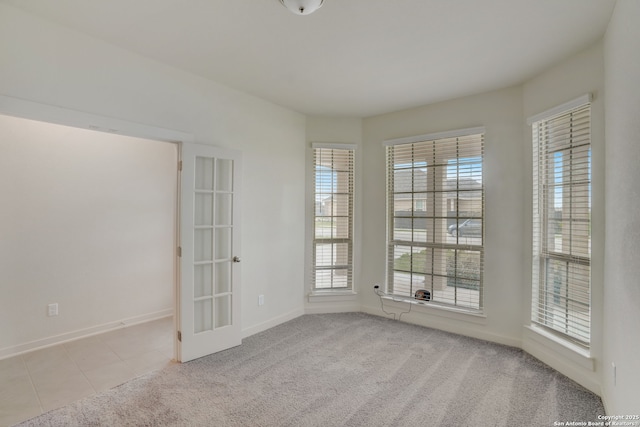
[384, 128, 484, 310]
[530, 97, 592, 347]
[312, 144, 355, 291]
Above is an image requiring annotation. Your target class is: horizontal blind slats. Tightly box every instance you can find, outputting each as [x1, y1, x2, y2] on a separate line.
[531, 102, 591, 346]
[386, 133, 484, 311]
[313, 147, 354, 290]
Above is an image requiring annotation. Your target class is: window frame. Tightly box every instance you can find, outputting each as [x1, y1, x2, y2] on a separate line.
[529, 94, 592, 348]
[311, 143, 356, 292]
[384, 127, 485, 312]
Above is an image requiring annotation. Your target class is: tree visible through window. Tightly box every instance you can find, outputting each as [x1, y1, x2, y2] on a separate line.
[312, 144, 355, 290]
[385, 129, 484, 310]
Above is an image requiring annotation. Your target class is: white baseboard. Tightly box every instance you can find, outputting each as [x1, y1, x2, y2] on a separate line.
[304, 290, 360, 314]
[600, 389, 611, 415]
[360, 304, 521, 348]
[522, 337, 600, 395]
[304, 304, 361, 314]
[241, 308, 305, 339]
[0, 308, 173, 361]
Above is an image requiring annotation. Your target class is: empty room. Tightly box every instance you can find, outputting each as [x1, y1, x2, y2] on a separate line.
[1, 0, 639, 426]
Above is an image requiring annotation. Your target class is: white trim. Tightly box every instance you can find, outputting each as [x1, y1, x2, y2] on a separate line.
[383, 126, 485, 147]
[0, 94, 195, 143]
[240, 308, 304, 339]
[526, 93, 593, 125]
[522, 325, 599, 395]
[311, 142, 357, 150]
[304, 303, 361, 314]
[360, 305, 519, 348]
[308, 291, 358, 303]
[0, 309, 173, 361]
[523, 325, 593, 370]
[305, 287, 359, 313]
[600, 390, 612, 417]
[379, 296, 487, 323]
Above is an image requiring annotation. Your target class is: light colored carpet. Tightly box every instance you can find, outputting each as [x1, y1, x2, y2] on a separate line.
[17, 313, 604, 426]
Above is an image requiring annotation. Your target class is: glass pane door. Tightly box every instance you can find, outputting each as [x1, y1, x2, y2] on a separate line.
[179, 142, 241, 363]
[193, 157, 233, 333]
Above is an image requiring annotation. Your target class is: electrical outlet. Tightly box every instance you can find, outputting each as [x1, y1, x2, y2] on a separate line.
[258, 295, 265, 306]
[47, 303, 59, 317]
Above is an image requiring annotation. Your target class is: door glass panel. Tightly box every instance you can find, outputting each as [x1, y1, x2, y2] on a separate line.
[183, 145, 240, 361]
[194, 229, 213, 262]
[195, 193, 213, 226]
[215, 228, 231, 260]
[194, 298, 213, 333]
[194, 264, 213, 298]
[195, 157, 214, 190]
[215, 194, 232, 226]
[215, 262, 231, 294]
[191, 154, 235, 339]
[216, 159, 233, 192]
[215, 295, 231, 328]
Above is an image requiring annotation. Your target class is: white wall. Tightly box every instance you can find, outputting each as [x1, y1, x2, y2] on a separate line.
[603, 0, 640, 413]
[357, 41, 607, 396]
[521, 41, 605, 395]
[360, 86, 525, 347]
[0, 3, 306, 347]
[3, 0, 632, 411]
[0, 115, 176, 356]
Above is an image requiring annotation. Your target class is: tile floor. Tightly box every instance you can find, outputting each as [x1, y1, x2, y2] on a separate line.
[0, 317, 174, 427]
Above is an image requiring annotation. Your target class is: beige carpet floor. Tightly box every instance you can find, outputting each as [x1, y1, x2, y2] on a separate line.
[16, 313, 605, 426]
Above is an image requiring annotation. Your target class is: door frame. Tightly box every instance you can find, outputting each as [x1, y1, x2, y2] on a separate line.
[0, 94, 192, 361]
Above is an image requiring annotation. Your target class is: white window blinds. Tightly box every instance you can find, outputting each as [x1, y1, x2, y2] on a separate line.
[385, 129, 484, 310]
[531, 100, 591, 346]
[312, 144, 355, 290]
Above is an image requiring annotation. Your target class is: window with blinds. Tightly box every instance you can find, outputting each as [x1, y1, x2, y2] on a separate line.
[385, 129, 484, 310]
[312, 144, 355, 290]
[531, 99, 591, 347]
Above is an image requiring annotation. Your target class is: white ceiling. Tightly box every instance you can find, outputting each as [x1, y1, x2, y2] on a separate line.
[4, 0, 616, 117]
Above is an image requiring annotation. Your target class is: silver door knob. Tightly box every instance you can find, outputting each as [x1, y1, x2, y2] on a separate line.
[232, 256, 241, 263]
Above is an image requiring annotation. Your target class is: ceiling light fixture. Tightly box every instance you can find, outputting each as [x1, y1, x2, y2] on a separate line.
[279, 0, 324, 16]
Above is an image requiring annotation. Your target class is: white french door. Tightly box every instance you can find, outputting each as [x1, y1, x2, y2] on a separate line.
[177, 142, 241, 362]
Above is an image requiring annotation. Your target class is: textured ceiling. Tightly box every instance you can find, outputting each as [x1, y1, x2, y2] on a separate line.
[3, 0, 616, 117]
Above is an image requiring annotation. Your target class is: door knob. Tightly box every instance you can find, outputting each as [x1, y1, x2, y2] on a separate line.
[232, 256, 241, 263]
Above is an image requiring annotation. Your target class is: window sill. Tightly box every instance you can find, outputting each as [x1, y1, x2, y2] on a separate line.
[308, 290, 357, 303]
[523, 324, 594, 371]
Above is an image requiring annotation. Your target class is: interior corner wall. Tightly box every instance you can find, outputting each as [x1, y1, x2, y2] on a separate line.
[0, 115, 176, 356]
[602, 0, 640, 413]
[360, 85, 525, 347]
[0, 3, 307, 348]
[521, 41, 605, 395]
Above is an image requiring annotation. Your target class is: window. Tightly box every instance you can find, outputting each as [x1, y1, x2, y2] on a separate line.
[312, 144, 355, 291]
[530, 96, 591, 347]
[385, 128, 484, 310]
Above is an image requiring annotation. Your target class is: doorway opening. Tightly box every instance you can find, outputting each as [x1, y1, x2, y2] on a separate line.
[0, 112, 180, 360]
